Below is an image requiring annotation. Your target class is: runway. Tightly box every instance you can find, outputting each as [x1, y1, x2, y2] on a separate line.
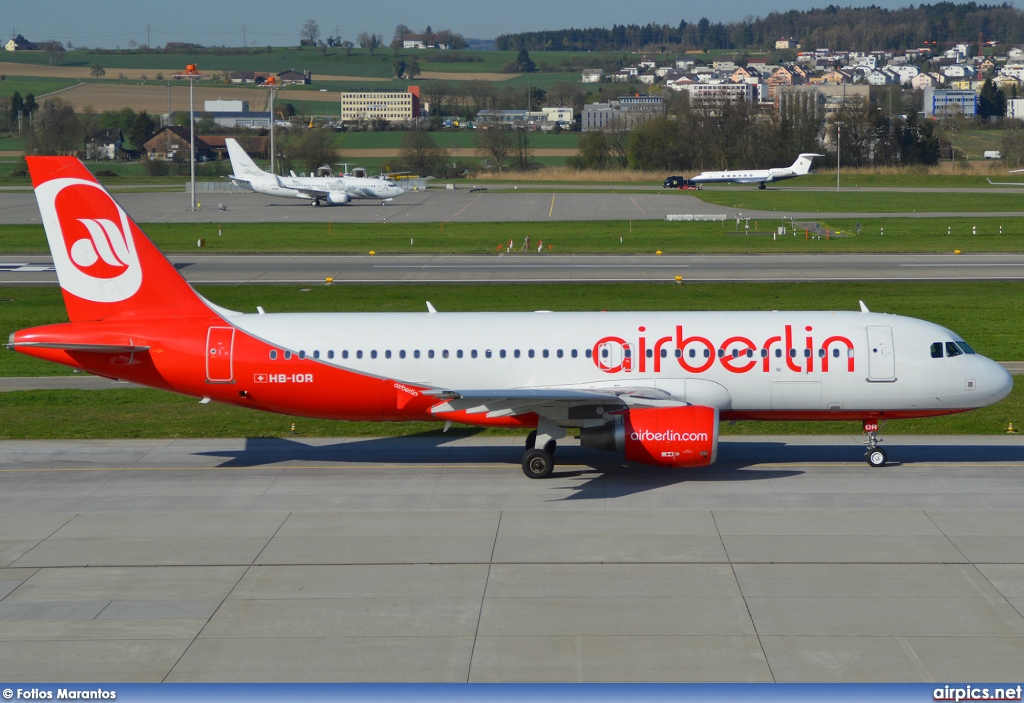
[2, 188, 1024, 225]
[1, 434, 1023, 682]
[6, 252, 1024, 286]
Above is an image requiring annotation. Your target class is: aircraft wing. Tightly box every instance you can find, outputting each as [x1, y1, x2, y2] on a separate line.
[274, 176, 330, 198]
[425, 386, 686, 420]
[987, 178, 1024, 186]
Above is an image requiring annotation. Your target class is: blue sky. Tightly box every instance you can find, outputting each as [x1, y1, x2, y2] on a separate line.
[3, 1, 990, 48]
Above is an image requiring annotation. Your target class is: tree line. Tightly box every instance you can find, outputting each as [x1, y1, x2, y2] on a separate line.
[497, 2, 1024, 53]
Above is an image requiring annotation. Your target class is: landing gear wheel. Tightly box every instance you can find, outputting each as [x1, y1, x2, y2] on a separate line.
[866, 448, 887, 467]
[522, 448, 554, 479]
[758, 182, 767, 190]
[311, 200, 320, 207]
[525, 430, 537, 449]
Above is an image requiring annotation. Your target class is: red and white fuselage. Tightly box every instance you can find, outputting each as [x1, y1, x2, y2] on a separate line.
[9, 157, 1013, 477]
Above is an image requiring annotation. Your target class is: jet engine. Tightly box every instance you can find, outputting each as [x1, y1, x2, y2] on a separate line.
[580, 405, 718, 467]
[326, 192, 351, 205]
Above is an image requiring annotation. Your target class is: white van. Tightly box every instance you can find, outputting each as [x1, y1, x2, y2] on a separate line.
[984, 150, 1002, 159]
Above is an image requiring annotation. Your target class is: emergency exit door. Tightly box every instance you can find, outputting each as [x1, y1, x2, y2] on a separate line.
[206, 326, 235, 383]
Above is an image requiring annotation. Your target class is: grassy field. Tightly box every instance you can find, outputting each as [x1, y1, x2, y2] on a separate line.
[3, 218, 1024, 255]
[0, 77, 79, 100]
[3, 280, 1021, 438]
[695, 188, 1024, 213]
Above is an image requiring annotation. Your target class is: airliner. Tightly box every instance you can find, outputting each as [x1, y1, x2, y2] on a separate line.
[226, 138, 405, 206]
[10, 157, 1013, 478]
[691, 153, 822, 189]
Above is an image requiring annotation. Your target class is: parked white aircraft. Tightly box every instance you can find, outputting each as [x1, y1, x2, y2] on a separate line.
[225, 138, 405, 205]
[691, 153, 823, 189]
[11, 157, 1013, 477]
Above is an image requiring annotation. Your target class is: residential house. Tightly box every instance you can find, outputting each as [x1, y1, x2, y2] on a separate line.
[4, 35, 36, 52]
[912, 72, 942, 89]
[1009, 48, 1024, 62]
[229, 71, 256, 84]
[84, 129, 123, 161]
[775, 38, 799, 50]
[142, 126, 215, 162]
[581, 68, 604, 83]
[402, 34, 449, 50]
[276, 70, 311, 85]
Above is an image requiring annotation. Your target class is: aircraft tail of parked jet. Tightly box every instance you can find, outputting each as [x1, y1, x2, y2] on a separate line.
[226, 138, 266, 181]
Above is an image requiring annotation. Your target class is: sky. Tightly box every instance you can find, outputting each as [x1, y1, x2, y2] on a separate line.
[1, 0, 997, 48]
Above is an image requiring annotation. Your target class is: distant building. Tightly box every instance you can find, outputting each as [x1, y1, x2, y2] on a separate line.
[229, 71, 257, 84]
[923, 87, 978, 118]
[197, 100, 271, 129]
[402, 34, 449, 50]
[581, 94, 663, 131]
[340, 86, 420, 123]
[276, 70, 311, 85]
[142, 126, 214, 162]
[1007, 98, 1024, 119]
[673, 82, 755, 109]
[581, 69, 604, 83]
[775, 38, 799, 50]
[4, 35, 36, 52]
[476, 107, 573, 130]
[84, 129, 123, 160]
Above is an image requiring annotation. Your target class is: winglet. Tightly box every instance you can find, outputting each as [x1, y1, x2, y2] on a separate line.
[426, 301, 437, 314]
[859, 300, 870, 313]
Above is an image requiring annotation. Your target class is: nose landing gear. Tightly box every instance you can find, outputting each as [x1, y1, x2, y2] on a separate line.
[863, 419, 886, 467]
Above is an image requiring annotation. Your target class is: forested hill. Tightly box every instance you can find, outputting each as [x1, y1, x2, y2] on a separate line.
[495, 3, 1022, 53]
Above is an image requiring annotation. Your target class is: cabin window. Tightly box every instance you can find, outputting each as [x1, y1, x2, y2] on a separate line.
[298, 351, 306, 360]
[789, 349, 796, 358]
[803, 349, 811, 358]
[542, 350, 550, 358]
[270, 350, 277, 360]
[601, 348, 609, 359]
[399, 350, 406, 359]
[647, 349, 654, 358]
[371, 350, 378, 359]
[717, 349, 725, 358]
[328, 350, 335, 360]
[283, 351, 292, 360]
[529, 349, 536, 358]
[775, 349, 783, 358]
[760, 349, 768, 358]
[500, 349, 507, 358]
[931, 342, 943, 358]
[946, 342, 963, 358]
[457, 350, 464, 359]
[624, 348, 631, 358]
[675, 349, 682, 358]
[356, 351, 362, 359]
[341, 350, 348, 359]
[413, 350, 420, 359]
[832, 348, 840, 358]
[571, 349, 578, 358]
[818, 348, 825, 358]
[515, 350, 521, 358]
[470, 350, 477, 359]
[384, 350, 391, 359]
[585, 349, 592, 358]
[313, 350, 320, 359]
[486, 350, 492, 359]
[557, 349, 564, 358]
[443, 350, 450, 359]
[428, 350, 435, 359]
[731, 349, 739, 359]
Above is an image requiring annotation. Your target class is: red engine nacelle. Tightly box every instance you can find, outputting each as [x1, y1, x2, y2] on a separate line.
[580, 405, 719, 467]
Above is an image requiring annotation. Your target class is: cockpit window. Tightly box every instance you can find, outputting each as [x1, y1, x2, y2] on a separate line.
[956, 341, 976, 355]
[930, 342, 943, 359]
[945, 342, 963, 358]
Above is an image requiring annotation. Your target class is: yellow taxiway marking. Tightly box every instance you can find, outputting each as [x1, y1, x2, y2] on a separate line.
[548, 193, 556, 218]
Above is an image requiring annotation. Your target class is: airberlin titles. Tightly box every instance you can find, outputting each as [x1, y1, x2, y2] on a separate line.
[592, 324, 856, 375]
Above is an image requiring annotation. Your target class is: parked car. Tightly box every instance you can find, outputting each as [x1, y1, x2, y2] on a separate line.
[663, 176, 702, 190]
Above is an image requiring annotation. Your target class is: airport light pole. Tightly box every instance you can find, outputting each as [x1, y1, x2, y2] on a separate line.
[835, 121, 844, 194]
[173, 64, 205, 210]
[263, 76, 280, 175]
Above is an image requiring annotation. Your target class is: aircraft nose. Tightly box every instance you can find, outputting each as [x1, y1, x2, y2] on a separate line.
[987, 361, 1014, 403]
[394, 186, 406, 196]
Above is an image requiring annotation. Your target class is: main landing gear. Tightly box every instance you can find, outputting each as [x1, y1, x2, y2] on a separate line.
[863, 420, 887, 467]
[521, 422, 565, 479]
[310, 199, 322, 206]
[758, 182, 767, 190]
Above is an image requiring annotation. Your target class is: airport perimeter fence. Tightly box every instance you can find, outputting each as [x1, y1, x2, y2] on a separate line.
[665, 214, 728, 221]
[186, 181, 248, 194]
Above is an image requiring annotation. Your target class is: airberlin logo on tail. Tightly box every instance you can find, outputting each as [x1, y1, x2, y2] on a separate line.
[34, 178, 142, 303]
[70, 219, 131, 277]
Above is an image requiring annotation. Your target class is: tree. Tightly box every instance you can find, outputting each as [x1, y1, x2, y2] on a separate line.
[398, 129, 443, 174]
[9, 92, 23, 127]
[300, 20, 320, 46]
[476, 126, 513, 171]
[503, 48, 536, 73]
[44, 41, 66, 65]
[406, 59, 421, 80]
[340, 41, 354, 57]
[392, 59, 408, 79]
[392, 24, 411, 49]
[287, 128, 337, 172]
[125, 110, 157, 149]
[357, 31, 382, 55]
[575, 130, 610, 169]
[978, 77, 1006, 120]
[511, 126, 533, 171]
[26, 98, 82, 155]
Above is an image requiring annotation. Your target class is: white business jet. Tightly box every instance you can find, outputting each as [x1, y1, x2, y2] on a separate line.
[225, 138, 405, 205]
[691, 153, 822, 189]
